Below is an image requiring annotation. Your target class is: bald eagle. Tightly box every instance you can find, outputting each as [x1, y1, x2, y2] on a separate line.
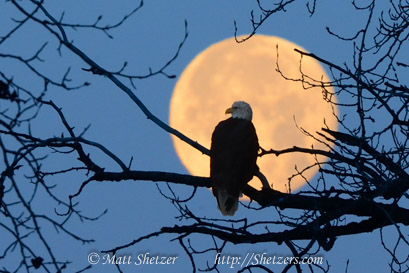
[210, 101, 259, 216]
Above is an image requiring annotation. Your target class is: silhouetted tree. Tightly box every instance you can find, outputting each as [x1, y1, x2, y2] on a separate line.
[1, 0, 409, 273]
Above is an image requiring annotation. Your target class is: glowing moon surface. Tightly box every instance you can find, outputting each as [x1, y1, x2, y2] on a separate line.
[169, 35, 337, 193]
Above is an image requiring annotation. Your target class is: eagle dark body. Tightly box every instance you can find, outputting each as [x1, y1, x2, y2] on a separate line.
[210, 117, 259, 215]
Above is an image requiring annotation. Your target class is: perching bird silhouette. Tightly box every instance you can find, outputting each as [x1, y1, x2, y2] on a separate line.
[210, 101, 259, 216]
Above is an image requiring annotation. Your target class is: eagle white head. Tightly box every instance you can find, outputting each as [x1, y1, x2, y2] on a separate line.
[225, 101, 253, 121]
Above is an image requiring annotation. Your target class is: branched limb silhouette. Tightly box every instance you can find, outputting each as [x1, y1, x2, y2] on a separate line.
[2, 0, 409, 272]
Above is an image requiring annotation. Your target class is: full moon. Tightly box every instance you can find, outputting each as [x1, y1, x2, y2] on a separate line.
[169, 35, 337, 193]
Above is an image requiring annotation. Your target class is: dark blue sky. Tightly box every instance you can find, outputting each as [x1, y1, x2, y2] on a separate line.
[1, 0, 400, 272]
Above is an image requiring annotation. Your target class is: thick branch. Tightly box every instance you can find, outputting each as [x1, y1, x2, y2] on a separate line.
[91, 170, 409, 224]
[92, 171, 209, 188]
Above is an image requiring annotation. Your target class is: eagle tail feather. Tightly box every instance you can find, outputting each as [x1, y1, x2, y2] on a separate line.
[216, 189, 238, 216]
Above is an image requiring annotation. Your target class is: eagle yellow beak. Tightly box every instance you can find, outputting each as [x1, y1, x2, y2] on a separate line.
[225, 107, 233, 114]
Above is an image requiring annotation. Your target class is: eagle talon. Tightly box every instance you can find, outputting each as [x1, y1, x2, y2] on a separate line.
[256, 170, 271, 190]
